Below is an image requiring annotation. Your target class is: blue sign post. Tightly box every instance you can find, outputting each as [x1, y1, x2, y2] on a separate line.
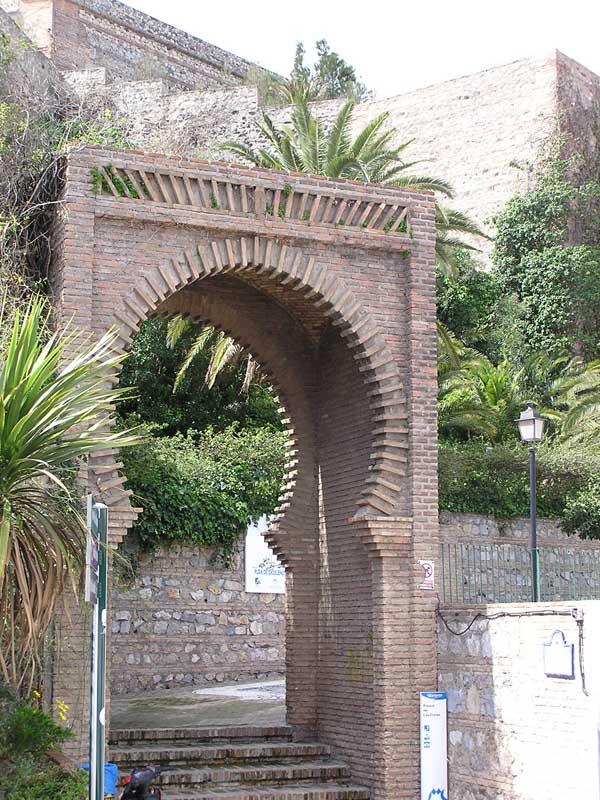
[420, 691, 448, 800]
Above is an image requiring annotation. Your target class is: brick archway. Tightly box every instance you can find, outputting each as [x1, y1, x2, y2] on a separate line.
[52, 147, 439, 799]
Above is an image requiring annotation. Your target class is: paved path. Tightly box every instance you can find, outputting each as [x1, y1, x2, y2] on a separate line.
[111, 680, 286, 730]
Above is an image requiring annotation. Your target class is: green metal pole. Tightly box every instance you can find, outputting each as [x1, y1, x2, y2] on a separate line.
[529, 447, 540, 602]
[89, 503, 108, 800]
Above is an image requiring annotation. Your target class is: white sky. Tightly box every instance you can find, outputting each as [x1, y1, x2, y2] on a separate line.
[125, 0, 600, 98]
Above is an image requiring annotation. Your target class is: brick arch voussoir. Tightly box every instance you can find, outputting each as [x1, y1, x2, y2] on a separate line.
[103, 234, 408, 546]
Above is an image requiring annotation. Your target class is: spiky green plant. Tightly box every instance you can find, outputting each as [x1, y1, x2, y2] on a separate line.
[552, 359, 600, 443]
[223, 98, 485, 274]
[0, 297, 139, 694]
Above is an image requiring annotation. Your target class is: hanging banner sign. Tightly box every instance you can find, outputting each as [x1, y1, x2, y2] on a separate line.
[245, 515, 285, 594]
[420, 691, 448, 800]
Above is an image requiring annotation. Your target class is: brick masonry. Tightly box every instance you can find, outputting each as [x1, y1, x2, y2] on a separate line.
[110, 538, 285, 694]
[49, 146, 438, 800]
[438, 600, 600, 799]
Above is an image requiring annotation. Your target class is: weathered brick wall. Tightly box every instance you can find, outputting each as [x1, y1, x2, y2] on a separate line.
[438, 600, 600, 799]
[50, 147, 438, 798]
[110, 538, 285, 695]
[2, 0, 260, 88]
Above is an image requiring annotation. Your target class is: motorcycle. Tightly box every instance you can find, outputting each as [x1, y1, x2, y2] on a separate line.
[118, 765, 163, 799]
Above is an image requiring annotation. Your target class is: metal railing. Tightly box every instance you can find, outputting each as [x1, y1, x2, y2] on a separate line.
[440, 542, 600, 604]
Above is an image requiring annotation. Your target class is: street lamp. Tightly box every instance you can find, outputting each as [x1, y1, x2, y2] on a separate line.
[516, 402, 546, 602]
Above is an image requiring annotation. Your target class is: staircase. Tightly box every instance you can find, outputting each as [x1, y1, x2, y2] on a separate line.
[109, 725, 370, 799]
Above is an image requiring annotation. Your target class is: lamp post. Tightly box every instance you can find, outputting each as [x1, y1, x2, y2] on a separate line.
[516, 402, 546, 602]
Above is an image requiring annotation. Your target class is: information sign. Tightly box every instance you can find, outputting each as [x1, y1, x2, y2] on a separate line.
[420, 691, 448, 800]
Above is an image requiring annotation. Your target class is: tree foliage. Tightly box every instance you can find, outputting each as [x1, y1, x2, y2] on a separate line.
[492, 152, 600, 362]
[118, 318, 281, 434]
[285, 40, 369, 102]
[121, 424, 287, 559]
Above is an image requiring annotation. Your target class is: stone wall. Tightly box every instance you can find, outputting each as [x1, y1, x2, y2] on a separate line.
[59, 47, 600, 260]
[110, 538, 285, 695]
[2, 0, 260, 88]
[440, 510, 600, 547]
[109, 513, 600, 698]
[438, 600, 600, 799]
[0, 5, 60, 100]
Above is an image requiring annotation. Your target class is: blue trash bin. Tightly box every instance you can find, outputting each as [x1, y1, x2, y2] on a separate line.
[79, 762, 119, 797]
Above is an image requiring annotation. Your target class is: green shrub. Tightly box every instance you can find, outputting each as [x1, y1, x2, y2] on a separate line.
[0, 761, 87, 800]
[519, 245, 600, 359]
[121, 424, 287, 558]
[0, 695, 84, 800]
[561, 480, 600, 539]
[439, 440, 600, 537]
[0, 703, 70, 760]
[436, 253, 502, 356]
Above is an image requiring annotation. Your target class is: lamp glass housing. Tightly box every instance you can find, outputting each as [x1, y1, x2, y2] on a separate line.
[517, 403, 545, 443]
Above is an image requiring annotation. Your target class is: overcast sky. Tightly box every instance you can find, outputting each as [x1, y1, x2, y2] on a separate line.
[125, 0, 600, 98]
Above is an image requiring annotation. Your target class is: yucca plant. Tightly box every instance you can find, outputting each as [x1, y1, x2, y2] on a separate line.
[0, 297, 139, 694]
[223, 98, 485, 275]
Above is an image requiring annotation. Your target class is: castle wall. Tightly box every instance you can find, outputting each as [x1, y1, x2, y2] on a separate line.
[2, 0, 259, 88]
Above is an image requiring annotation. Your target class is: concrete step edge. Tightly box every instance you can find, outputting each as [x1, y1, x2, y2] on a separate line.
[109, 725, 293, 745]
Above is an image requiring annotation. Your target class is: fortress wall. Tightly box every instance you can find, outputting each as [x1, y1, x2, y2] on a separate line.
[2, 0, 259, 88]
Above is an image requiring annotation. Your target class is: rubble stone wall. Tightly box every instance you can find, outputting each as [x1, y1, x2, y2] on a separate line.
[438, 600, 600, 799]
[110, 538, 286, 695]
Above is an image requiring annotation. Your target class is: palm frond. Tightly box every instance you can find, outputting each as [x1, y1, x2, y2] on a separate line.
[173, 325, 216, 392]
[166, 315, 191, 349]
[205, 332, 242, 388]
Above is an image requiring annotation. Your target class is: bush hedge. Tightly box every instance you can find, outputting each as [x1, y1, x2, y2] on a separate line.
[439, 440, 600, 537]
[121, 424, 287, 558]
[0, 690, 86, 800]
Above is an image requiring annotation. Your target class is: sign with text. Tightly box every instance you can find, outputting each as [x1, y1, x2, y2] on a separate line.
[245, 516, 285, 594]
[420, 691, 448, 800]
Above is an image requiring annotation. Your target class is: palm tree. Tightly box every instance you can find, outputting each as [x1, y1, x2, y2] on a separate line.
[0, 298, 139, 694]
[437, 323, 524, 442]
[552, 359, 600, 443]
[223, 98, 485, 274]
[437, 323, 497, 439]
[166, 317, 258, 393]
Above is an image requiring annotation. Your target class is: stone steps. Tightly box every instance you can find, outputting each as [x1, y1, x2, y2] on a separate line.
[156, 761, 350, 786]
[111, 741, 331, 767]
[110, 726, 368, 799]
[158, 786, 369, 800]
[110, 725, 293, 747]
